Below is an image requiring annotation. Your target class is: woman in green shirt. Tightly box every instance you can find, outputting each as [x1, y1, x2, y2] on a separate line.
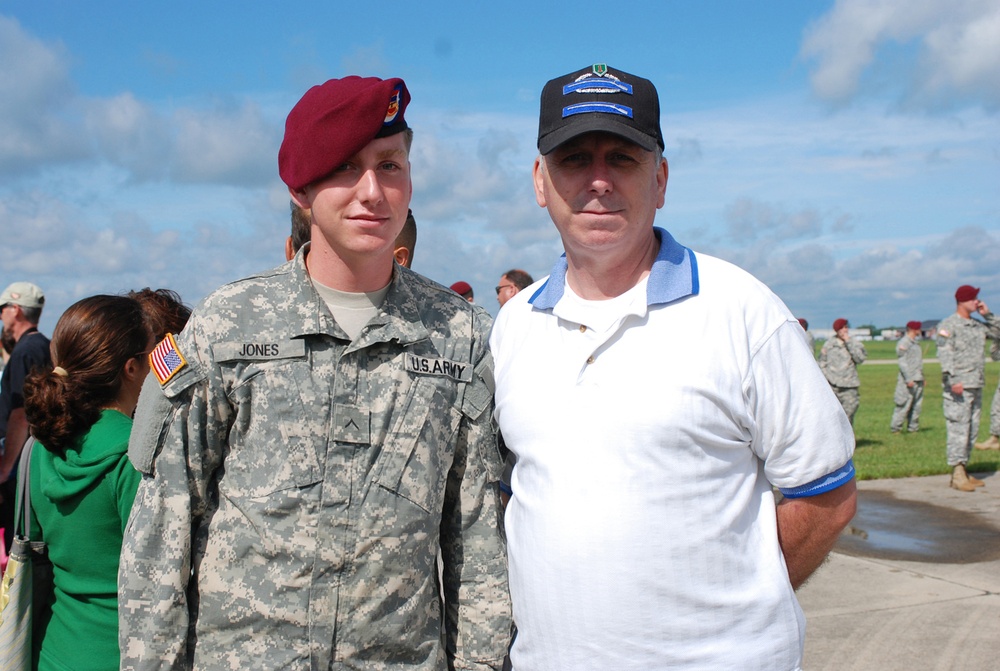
[22, 295, 154, 671]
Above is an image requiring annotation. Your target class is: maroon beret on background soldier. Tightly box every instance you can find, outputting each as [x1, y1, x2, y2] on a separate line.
[955, 285, 979, 302]
[833, 318, 848, 331]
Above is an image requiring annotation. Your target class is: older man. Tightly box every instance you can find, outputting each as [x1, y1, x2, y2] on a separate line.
[490, 64, 856, 670]
[495, 270, 534, 308]
[0, 281, 50, 553]
[120, 76, 510, 670]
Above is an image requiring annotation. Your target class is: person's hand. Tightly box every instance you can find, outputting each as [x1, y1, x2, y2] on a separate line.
[907, 381, 915, 388]
[837, 326, 850, 341]
[977, 300, 989, 315]
[952, 382, 965, 395]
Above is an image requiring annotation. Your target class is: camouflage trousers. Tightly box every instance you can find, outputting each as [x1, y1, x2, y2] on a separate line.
[890, 379, 923, 433]
[831, 386, 860, 426]
[830, 385, 861, 426]
[990, 382, 1000, 436]
[942, 386, 982, 466]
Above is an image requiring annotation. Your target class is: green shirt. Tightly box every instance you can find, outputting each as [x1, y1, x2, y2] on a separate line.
[29, 410, 141, 671]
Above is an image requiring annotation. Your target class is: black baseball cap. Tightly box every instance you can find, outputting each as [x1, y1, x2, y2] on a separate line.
[537, 63, 664, 155]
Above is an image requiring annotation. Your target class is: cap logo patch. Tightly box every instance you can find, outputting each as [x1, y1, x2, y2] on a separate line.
[563, 102, 634, 119]
[384, 83, 403, 126]
[150, 333, 187, 385]
[592, 63, 608, 76]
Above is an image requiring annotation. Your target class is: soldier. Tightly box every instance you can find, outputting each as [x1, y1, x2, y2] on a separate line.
[938, 285, 1000, 490]
[797, 317, 816, 358]
[973, 337, 1000, 451]
[819, 318, 867, 425]
[890, 321, 925, 433]
[119, 76, 511, 670]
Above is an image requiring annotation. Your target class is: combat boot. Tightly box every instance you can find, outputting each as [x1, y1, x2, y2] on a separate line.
[967, 472, 985, 487]
[974, 435, 1000, 450]
[950, 464, 977, 492]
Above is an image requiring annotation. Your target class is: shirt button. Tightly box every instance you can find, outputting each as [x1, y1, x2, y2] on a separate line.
[579, 325, 587, 333]
[586, 356, 595, 364]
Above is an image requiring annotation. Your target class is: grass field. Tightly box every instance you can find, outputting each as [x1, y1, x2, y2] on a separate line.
[848, 352, 999, 480]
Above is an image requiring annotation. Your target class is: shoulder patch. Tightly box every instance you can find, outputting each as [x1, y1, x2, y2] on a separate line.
[938, 329, 951, 338]
[149, 333, 187, 385]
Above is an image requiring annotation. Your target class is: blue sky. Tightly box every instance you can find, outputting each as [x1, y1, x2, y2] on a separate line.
[1, 0, 998, 335]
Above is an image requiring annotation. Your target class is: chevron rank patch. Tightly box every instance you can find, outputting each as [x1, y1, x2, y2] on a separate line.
[150, 333, 187, 385]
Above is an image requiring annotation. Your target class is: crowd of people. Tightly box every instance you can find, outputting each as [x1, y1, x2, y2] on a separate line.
[0, 63, 994, 670]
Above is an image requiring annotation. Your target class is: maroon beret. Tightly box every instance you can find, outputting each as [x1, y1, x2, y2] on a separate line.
[450, 281, 473, 296]
[832, 318, 848, 331]
[278, 76, 410, 191]
[906, 320, 922, 331]
[955, 284, 979, 302]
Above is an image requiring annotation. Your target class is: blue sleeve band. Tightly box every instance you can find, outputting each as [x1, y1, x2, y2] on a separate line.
[779, 460, 855, 499]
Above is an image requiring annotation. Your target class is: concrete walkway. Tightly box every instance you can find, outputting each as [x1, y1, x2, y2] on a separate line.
[797, 471, 1000, 670]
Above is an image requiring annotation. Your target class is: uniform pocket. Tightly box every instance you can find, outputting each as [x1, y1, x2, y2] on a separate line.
[373, 377, 463, 514]
[224, 360, 326, 497]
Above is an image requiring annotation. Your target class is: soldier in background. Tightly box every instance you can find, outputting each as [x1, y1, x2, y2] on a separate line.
[797, 317, 815, 358]
[974, 337, 1000, 451]
[890, 321, 924, 433]
[119, 76, 510, 670]
[285, 201, 312, 261]
[937, 285, 1000, 491]
[819, 317, 867, 425]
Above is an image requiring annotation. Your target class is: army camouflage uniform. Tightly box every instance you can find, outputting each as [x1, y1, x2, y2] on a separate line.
[119, 251, 511, 670]
[987, 340, 1000, 438]
[936, 310, 1000, 465]
[818, 336, 867, 425]
[890, 334, 924, 433]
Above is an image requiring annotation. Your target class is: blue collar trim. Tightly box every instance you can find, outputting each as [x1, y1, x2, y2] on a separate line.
[528, 227, 699, 310]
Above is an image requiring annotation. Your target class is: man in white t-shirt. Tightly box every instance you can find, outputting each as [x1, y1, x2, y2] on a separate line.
[490, 63, 857, 670]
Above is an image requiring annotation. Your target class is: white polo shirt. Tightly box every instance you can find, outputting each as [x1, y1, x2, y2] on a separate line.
[491, 228, 855, 671]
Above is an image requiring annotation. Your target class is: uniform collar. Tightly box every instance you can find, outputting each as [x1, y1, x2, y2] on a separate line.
[284, 243, 430, 349]
[528, 227, 699, 310]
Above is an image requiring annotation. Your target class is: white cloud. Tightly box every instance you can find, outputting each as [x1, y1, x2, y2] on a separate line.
[0, 16, 281, 187]
[0, 16, 88, 172]
[801, 0, 1000, 110]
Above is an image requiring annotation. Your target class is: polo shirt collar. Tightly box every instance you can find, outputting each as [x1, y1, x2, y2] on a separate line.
[528, 227, 699, 310]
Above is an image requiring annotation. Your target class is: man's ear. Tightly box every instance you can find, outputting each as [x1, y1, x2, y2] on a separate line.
[289, 186, 310, 209]
[656, 157, 668, 209]
[394, 246, 411, 268]
[532, 156, 547, 208]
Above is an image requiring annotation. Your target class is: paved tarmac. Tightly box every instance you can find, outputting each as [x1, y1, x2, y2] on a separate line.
[797, 469, 1000, 670]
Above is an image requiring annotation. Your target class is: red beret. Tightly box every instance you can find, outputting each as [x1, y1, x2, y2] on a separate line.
[832, 318, 848, 331]
[278, 76, 410, 191]
[906, 321, 922, 331]
[450, 281, 473, 296]
[955, 284, 979, 302]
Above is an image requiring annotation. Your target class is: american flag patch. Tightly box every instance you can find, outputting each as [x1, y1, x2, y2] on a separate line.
[149, 333, 187, 385]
